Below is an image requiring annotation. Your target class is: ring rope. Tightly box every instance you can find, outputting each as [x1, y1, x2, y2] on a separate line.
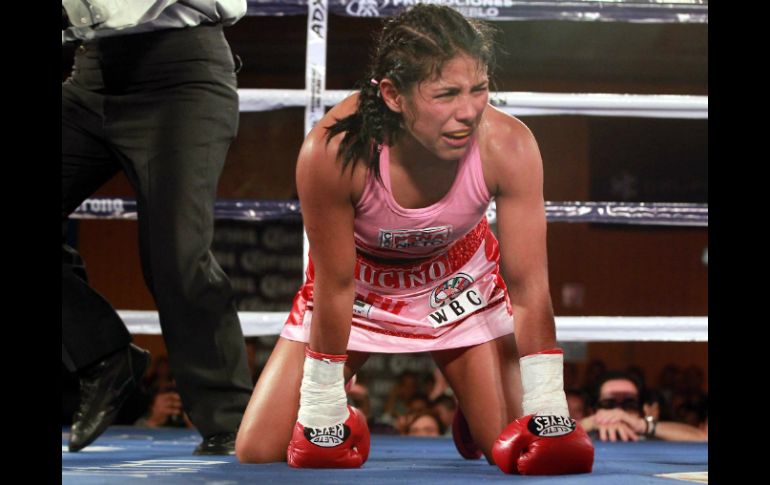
[245, 0, 708, 24]
[118, 310, 707, 341]
[70, 198, 707, 227]
[239, 89, 708, 119]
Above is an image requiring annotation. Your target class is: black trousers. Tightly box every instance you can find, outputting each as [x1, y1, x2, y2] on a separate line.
[62, 24, 253, 437]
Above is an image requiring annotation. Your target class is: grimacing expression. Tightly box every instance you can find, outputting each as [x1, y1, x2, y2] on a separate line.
[400, 54, 489, 162]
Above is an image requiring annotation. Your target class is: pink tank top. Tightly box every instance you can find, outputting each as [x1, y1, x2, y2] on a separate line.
[354, 136, 491, 259]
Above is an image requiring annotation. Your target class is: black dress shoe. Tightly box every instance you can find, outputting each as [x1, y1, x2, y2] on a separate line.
[68, 343, 151, 452]
[193, 432, 237, 455]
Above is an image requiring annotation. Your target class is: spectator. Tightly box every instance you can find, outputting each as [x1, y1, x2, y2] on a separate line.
[580, 371, 707, 442]
[405, 411, 445, 437]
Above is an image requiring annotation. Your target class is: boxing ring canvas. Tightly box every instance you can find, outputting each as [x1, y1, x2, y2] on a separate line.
[62, 427, 707, 484]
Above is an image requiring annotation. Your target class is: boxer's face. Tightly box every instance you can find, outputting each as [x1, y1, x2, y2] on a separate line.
[399, 54, 489, 162]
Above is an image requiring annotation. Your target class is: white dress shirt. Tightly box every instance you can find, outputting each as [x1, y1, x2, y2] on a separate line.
[62, 0, 246, 42]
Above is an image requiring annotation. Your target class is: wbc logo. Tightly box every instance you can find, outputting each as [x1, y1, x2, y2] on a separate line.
[430, 273, 474, 308]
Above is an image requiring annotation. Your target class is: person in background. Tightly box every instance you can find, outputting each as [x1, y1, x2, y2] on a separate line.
[431, 395, 457, 437]
[580, 371, 707, 442]
[566, 389, 588, 420]
[406, 411, 445, 437]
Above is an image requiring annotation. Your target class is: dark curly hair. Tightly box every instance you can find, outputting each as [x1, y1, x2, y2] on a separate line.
[325, 5, 497, 179]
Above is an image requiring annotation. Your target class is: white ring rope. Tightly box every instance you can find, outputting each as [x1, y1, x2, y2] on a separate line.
[238, 89, 708, 119]
[118, 310, 707, 341]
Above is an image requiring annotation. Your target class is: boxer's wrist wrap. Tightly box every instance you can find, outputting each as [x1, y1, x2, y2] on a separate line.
[297, 347, 349, 428]
[520, 348, 570, 416]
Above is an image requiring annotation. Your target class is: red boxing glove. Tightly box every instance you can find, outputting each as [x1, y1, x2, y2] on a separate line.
[452, 408, 482, 460]
[493, 348, 594, 475]
[287, 405, 371, 468]
[492, 415, 593, 475]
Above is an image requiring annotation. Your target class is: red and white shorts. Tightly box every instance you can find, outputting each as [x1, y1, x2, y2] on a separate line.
[281, 219, 514, 353]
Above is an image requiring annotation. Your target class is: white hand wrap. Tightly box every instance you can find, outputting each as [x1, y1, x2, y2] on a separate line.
[520, 350, 570, 417]
[297, 352, 349, 428]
